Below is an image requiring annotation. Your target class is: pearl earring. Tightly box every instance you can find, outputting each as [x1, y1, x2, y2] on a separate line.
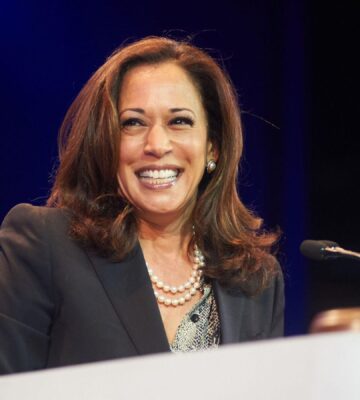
[206, 160, 217, 173]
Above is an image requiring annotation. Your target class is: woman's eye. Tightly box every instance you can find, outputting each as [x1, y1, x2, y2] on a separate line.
[121, 118, 144, 127]
[170, 117, 194, 126]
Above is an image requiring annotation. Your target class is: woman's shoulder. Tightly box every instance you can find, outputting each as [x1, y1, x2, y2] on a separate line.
[1, 203, 70, 235]
[0, 204, 75, 269]
[220, 265, 283, 297]
[3, 203, 67, 223]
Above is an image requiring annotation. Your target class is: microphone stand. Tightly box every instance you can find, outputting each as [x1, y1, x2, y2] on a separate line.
[324, 245, 360, 261]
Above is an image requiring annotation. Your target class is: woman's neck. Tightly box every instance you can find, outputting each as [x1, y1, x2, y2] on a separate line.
[137, 217, 193, 265]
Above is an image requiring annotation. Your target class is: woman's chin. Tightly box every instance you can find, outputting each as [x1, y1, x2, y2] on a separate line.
[134, 200, 194, 225]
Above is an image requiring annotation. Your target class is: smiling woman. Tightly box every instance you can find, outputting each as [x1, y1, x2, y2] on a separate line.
[0, 36, 284, 374]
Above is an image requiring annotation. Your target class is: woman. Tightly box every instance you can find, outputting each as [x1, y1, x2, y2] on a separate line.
[0, 37, 283, 374]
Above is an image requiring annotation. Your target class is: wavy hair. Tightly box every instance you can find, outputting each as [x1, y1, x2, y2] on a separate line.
[47, 36, 280, 294]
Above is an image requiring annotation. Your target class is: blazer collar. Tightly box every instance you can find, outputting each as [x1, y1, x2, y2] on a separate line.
[86, 243, 170, 355]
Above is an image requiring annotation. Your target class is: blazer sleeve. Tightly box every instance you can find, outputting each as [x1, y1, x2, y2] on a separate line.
[0, 204, 55, 374]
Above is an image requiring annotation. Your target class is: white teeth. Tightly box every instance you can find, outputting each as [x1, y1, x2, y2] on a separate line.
[138, 169, 178, 179]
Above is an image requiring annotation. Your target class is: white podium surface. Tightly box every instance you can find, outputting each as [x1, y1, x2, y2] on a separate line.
[1, 332, 359, 399]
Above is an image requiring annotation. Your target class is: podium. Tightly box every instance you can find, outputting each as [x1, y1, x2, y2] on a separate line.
[1, 332, 359, 399]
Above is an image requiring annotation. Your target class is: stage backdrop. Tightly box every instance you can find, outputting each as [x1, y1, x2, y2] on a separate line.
[1, 0, 359, 335]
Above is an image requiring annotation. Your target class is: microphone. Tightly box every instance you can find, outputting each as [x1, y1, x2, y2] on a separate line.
[300, 240, 360, 261]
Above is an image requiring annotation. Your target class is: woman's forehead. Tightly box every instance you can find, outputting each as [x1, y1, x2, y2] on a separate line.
[118, 62, 205, 117]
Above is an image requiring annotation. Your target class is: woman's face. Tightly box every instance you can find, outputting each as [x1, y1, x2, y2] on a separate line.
[117, 62, 213, 224]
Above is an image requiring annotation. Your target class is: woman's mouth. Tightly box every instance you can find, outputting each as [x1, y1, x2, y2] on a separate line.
[136, 168, 181, 188]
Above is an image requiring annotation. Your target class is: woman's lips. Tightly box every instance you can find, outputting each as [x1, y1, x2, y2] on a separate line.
[136, 168, 181, 189]
[137, 168, 179, 179]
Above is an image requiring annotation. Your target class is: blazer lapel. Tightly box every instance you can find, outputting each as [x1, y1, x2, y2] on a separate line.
[214, 280, 251, 344]
[86, 243, 170, 355]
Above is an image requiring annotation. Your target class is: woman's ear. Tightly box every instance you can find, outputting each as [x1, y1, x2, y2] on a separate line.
[206, 140, 219, 163]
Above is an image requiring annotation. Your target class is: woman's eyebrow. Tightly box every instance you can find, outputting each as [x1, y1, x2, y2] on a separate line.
[119, 108, 145, 116]
[170, 108, 195, 116]
[120, 107, 196, 117]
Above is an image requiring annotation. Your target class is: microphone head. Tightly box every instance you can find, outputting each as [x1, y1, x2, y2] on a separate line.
[300, 240, 339, 261]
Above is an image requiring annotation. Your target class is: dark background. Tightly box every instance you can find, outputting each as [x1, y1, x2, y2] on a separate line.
[0, 1, 359, 335]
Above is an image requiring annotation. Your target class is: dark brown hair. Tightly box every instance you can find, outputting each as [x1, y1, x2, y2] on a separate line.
[48, 36, 279, 294]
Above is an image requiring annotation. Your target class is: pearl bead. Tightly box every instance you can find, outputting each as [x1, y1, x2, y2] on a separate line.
[171, 299, 179, 306]
[190, 287, 196, 295]
[170, 287, 177, 294]
[164, 298, 171, 306]
[151, 275, 158, 283]
[178, 285, 185, 292]
[179, 297, 185, 305]
[158, 295, 165, 303]
[156, 281, 164, 288]
[189, 277, 195, 284]
[185, 293, 191, 301]
[184, 281, 191, 289]
[163, 285, 170, 292]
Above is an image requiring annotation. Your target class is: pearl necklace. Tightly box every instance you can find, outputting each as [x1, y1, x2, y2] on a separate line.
[146, 245, 205, 307]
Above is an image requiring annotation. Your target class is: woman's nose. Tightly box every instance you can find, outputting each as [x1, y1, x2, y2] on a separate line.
[144, 124, 172, 158]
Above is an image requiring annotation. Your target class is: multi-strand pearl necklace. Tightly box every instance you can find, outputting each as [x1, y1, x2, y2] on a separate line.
[146, 245, 205, 307]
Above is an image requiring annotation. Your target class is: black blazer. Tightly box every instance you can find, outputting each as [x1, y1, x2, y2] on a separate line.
[0, 204, 284, 375]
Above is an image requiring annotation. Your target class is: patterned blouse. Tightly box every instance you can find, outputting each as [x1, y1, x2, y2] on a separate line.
[170, 284, 221, 352]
